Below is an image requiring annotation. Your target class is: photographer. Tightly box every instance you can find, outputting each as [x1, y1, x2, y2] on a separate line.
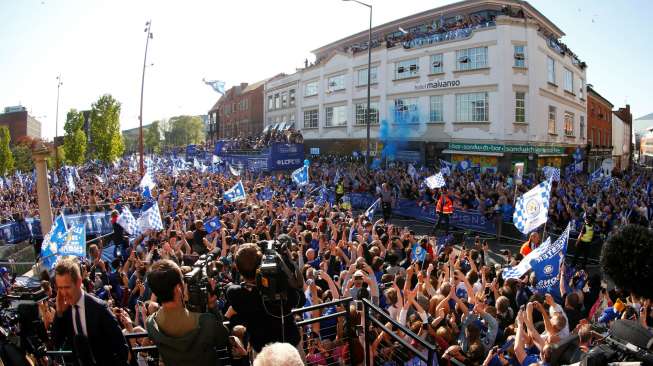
[226, 240, 306, 358]
[145, 259, 229, 366]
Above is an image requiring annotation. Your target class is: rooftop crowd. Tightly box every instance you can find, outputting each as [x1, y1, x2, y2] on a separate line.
[1, 153, 652, 366]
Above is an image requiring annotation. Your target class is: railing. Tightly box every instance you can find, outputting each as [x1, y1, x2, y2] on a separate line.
[291, 297, 357, 366]
[361, 298, 444, 366]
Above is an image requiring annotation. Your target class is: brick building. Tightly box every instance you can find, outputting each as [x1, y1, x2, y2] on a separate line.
[207, 80, 265, 141]
[586, 85, 613, 172]
[0, 106, 42, 143]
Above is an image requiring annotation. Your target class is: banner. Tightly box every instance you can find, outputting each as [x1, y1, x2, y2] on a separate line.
[268, 143, 304, 171]
[58, 224, 86, 257]
[394, 200, 496, 234]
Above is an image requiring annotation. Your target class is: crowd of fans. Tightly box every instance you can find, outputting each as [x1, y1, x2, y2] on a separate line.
[0, 154, 652, 365]
[216, 127, 303, 152]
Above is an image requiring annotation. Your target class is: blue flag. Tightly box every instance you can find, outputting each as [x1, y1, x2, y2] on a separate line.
[411, 243, 427, 262]
[457, 159, 471, 172]
[572, 147, 583, 162]
[364, 198, 381, 222]
[224, 181, 247, 202]
[439, 159, 452, 176]
[530, 223, 571, 301]
[204, 217, 222, 233]
[58, 224, 86, 257]
[291, 165, 309, 186]
[40, 214, 68, 269]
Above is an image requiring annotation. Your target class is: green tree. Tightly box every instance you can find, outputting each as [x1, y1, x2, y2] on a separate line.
[90, 94, 124, 162]
[11, 144, 33, 172]
[0, 126, 13, 175]
[144, 121, 161, 154]
[167, 115, 205, 146]
[63, 109, 87, 165]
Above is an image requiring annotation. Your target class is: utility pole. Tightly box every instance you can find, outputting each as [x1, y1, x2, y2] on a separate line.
[139, 20, 153, 176]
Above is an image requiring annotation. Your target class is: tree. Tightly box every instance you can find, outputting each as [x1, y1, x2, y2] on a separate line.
[166, 115, 205, 146]
[90, 94, 124, 163]
[11, 144, 33, 172]
[144, 121, 161, 154]
[0, 126, 13, 175]
[63, 109, 87, 165]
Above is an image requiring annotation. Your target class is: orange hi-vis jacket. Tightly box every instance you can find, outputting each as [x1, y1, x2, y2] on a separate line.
[436, 194, 453, 214]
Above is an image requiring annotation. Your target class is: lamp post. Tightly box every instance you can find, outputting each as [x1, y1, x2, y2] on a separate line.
[54, 74, 62, 167]
[139, 20, 153, 176]
[343, 0, 372, 168]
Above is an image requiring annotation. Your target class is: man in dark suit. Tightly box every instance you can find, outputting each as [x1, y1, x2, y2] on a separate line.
[52, 258, 128, 366]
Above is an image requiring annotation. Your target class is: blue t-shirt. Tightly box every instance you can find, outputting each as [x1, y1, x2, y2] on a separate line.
[521, 354, 547, 366]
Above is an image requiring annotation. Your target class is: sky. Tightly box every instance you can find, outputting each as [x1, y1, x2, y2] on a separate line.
[0, 0, 651, 140]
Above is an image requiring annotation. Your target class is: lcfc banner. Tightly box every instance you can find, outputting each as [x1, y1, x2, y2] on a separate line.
[268, 143, 304, 171]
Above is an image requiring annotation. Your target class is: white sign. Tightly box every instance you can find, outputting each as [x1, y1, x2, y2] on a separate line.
[601, 158, 613, 176]
[514, 162, 525, 185]
[415, 80, 461, 91]
[310, 147, 320, 155]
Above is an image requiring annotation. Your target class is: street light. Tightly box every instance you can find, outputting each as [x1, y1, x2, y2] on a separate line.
[54, 74, 62, 167]
[343, 0, 372, 168]
[138, 20, 153, 176]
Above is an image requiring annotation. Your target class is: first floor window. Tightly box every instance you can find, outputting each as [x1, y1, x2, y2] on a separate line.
[393, 98, 420, 123]
[274, 94, 280, 109]
[304, 109, 318, 128]
[548, 106, 556, 134]
[304, 81, 318, 97]
[547, 56, 556, 84]
[325, 105, 347, 127]
[267, 96, 274, 111]
[357, 67, 378, 86]
[564, 68, 574, 93]
[395, 59, 419, 79]
[327, 74, 345, 92]
[564, 111, 574, 136]
[456, 92, 489, 122]
[430, 54, 443, 73]
[514, 45, 526, 67]
[580, 116, 585, 139]
[456, 47, 488, 71]
[429, 95, 443, 122]
[289, 89, 296, 106]
[355, 102, 379, 125]
[281, 94, 288, 108]
[515, 92, 526, 123]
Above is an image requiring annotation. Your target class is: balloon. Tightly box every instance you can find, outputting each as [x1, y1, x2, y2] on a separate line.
[304, 159, 310, 166]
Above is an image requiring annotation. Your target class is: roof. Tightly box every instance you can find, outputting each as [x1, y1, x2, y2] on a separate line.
[635, 112, 653, 121]
[242, 79, 267, 93]
[311, 0, 565, 56]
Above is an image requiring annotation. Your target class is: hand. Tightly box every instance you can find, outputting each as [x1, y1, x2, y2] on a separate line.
[55, 290, 69, 317]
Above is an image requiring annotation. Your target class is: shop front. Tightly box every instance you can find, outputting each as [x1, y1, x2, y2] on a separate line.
[442, 142, 567, 174]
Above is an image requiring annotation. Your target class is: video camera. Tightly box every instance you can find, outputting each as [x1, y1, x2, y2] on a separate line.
[256, 239, 291, 303]
[185, 250, 223, 313]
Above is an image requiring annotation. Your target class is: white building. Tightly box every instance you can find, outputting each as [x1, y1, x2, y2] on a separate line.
[263, 73, 300, 134]
[612, 112, 630, 172]
[264, 0, 588, 172]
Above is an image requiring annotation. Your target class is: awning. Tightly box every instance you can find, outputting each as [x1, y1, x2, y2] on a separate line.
[441, 149, 504, 157]
[277, 122, 287, 131]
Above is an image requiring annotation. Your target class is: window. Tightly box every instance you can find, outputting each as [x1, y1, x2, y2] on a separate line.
[564, 111, 574, 136]
[515, 92, 526, 123]
[591, 128, 596, 146]
[430, 54, 443, 74]
[456, 92, 489, 122]
[281, 93, 288, 108]
[395, 59, 419, 80]
[579, 79, 585, 99]
[393, 98, 420, 123]
[289, 113, 295, 126]
[547, 56, 555, 84]
[580, 116, 585, 139]
[548, 106, 556, 134]
[303, 109, 318, 128]
[355, 102, 379, 125]
[289, 89, 296, 106]
[563, 68, 573, 93]
[357, 67, 378, 86]
[267, 96, 274, 111]
[327, 74, 345, 92]
[325, 105, 347, 127]
[274, 94, 280, 109]
[429, 95, 443, 122]
[514, 45, 526, 67]
[598, 129, 602, 146]
[456, 47, 488, 71]
[304, 80, 318, 97]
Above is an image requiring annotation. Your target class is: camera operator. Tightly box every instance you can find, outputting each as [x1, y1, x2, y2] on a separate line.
[225, 238, 305, 358]
[145, 259, 229, 366]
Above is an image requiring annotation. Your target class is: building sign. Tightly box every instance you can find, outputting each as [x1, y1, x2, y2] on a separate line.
[415, 80, 461, 91]
[448, 142, 565, 155]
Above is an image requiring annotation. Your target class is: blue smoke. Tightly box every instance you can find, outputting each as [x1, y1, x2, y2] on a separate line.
[379, 103, 425, 160]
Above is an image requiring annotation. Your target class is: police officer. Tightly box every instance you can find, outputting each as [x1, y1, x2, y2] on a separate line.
[435, 187, 454, 234]
[335, 178, 345, 204]
[572, 214, 594, 269]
